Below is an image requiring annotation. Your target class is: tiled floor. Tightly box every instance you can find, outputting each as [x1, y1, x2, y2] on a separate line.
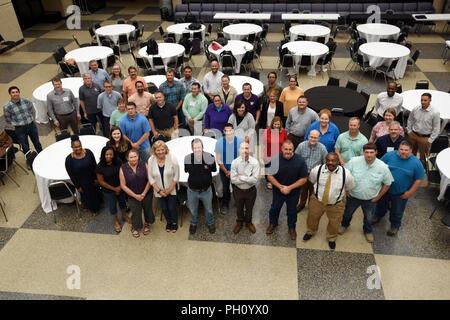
[0, 0, 449, 300]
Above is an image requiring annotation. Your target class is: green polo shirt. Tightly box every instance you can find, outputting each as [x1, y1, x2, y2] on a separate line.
[345, 156, 393, 200]
[182, 93, 208, 121]
[335, 131, 368, 163]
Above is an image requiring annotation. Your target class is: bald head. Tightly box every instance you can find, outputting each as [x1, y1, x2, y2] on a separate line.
[308, 129, 320, 146]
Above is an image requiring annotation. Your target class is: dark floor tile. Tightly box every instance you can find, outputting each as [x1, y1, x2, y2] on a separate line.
[15, 38, 74, 53]
[138, 7, 161, 15]
[94, 6, 125, 14]
[261, 41, 279, 57]
[188, 179, 297, 248]
[423, 72, 450, 92]
[0, 63, 37, 83]
[109, 15, 137, 22]
[0, 228, 17, 251]
[297, 249, 385, 300]
[21, 203, 120, 235]
[55, 20, 103, 31]
[138, 21, 163, 33]
[410, 43, 448, 59]
[372, 187, 450, 260]
[22, 29, 51, 38]
[0, 291, 85, 300]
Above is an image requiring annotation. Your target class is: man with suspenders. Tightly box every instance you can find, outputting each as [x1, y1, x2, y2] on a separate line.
[303, 153, 355, 250]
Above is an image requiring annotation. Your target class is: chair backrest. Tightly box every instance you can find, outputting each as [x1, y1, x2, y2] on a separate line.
[415, 80, 429, 89]
[331, 108, 344, 115]
[106, 54, 116, 68]
[429, 135, 449, 154]
[297, 34, 306, 41]
[153, 56, 165, 68]
[327, 77, 339, 86]
[48, 181, 76, 201]
[250, 70, 260, 80]
[118, 34, 128, 44]
[147, 82, 158, 94]
[0, 146, 15, 172]
[56, 46, 67, 56]
[59, 62, 74, 76]
[387, 59, 398, 72]
[396, 84, 403, 93]
[53, 52, 63, 64]
[360, 90, 370, 105]
[191, 38, 201, 55]
[411, 49, 421, 62]
[136, 57, 148, 70]
[300, 54, 311, 66]
[317, 36, 326, 44]
[247, 33, 256, 43]
[55, 129, 70, 142]
[158, 26, 165, 36]
[79, 124, 96, 136]
[346, 80, 358, 91]
[282, 54, 294, 67]
[117, 19, 126, 24]
[221, 54, 235, 68]
[193, 31, 202, 40]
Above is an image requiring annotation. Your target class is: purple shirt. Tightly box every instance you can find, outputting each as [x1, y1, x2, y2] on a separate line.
[203, 103, 232, 132]
[234, 93, 260, 120]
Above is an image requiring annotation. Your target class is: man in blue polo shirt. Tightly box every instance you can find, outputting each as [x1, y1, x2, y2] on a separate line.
[373, 140, 424, 236]
[119, 102, 151, 162]
[215, 123, 242, 214]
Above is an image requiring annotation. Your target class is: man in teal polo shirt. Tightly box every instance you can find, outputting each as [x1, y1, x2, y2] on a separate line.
[335, 117, 368, 165]
[340, 143, 393, 243]
[182, 82, 208, 135]
[373, 141, 424, 236]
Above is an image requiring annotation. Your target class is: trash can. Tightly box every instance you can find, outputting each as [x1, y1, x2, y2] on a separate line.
[159, 0, 173, 21]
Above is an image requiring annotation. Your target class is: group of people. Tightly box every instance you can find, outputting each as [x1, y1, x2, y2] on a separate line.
[1, 58, 440, 250]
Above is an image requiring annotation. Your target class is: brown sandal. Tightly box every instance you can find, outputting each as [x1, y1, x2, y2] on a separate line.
[131, 229, 140, 238]
[143, 224, 150, 235]
[114, 218, 122, 233]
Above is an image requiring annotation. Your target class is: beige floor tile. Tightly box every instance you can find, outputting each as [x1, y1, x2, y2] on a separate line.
[375, 254, 450, 300]
[0, 51, 51, 64]
[296, 207, 374, 254]
[416, 59, 450, 73]
[259, 56, 278, 69]
[331, 57, 352, 71]
[266, 33, 284, 42]
[132, 15, 162, 22]
[27, 22, 66, 31]
[41, 30, 87, 41]
[396, 71, 436, 91]
[0, 228, 299, 299]
[406, 33, 447, 44]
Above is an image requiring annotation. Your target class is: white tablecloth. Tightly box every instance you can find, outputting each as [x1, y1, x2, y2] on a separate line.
[214, 13, 271, 20]
[32, 77, 83, 124]
[166, 136, 218, 183]
[138, 43, 185, 71]
[282, 13, 340, 21]
[64, 46, 113, 75]
[357, 23, 400, 43]
[412, 14, 450, 21]
[229, 75, 264, 96]
[282, 41, 329, 76]
[436, 148, 450, 201]
[33, 135, 108, 213]
[143, 75, 178, 88]
[166, 23, 206, 43]
[401, 89, 450, 133]
[209, 40, 253, 74]
[95, 24, 135, 45]
[222, 23, 263, 41]
[289, 24, 331, 43]
[359, 42, 410, 79]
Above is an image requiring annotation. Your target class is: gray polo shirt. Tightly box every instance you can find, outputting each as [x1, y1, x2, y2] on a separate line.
[285, 107, 319, 137]
[46, 88, 79, 120]
[97, 90, 122, 117]
[79, 83, 101, 115]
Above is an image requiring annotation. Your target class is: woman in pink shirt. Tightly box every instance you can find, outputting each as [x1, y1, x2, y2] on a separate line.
[369, 108, 404, 143]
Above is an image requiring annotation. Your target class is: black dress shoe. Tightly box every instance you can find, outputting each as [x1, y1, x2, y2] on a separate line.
[303, 233, 313, 241]
[189, 224, 197, 235]
[328, 241, 336, 250]
[289, 228, 297, 240]
[208, 224, 216, 234]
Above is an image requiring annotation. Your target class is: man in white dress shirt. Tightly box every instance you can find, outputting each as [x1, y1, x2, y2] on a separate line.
[374, 82, 403, 121]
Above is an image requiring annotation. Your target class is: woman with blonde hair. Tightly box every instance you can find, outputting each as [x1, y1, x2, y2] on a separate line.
[369, 107, 404, 143]
[148, 140, 180, 232]
[109, 64, 125, 94]
[304, 108, 340, 152]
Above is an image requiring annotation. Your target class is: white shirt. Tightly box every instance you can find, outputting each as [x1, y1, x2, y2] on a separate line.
[309, 165, 355, 204]
[202, 71, 224, 96]
[266, 105, 276, 128]
[230, 155, 260, 190]
[374, 92, 403, 117]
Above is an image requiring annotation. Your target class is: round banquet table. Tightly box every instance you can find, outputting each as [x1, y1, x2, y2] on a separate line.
[282, 41, 329, 76]
[143, 75, 179, 88]
[436, 148, 450, 201]
[289, 24, 331, 43]
[401, 89, 450, 133]
[138, 43, 185, 71]
[166, 23, 206, 43]
[332, 115, 372, 139]
[32, 77, 83, 124]
[357, 23, 400, 43]
[166, 136, 218, 183]
[209, 40, 253, 74]
[304, 86, 368, 117]
[64, 46, 113, 75]
[229, 75, 264, 97]
[359, 42, 410, 79]
[222, 23, 263, 41]
[33, 135, 108, 213]
[95, 24, 135, 45]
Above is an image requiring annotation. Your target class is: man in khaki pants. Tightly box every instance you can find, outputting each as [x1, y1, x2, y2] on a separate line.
[302, 153, 355, 250]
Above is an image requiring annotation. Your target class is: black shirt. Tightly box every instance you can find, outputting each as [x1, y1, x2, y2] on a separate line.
[266, 153, 308, 189]
[184, 152, 217, 190]
[96, 160, 122, 192]
[148, 102, 177, 130]
[376, 134, 405, 159]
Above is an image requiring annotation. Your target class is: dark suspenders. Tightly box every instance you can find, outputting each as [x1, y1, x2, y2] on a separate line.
[315, 165, 346, 205]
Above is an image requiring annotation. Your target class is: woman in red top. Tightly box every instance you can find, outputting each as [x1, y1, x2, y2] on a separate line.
[263, 116, 288, 189]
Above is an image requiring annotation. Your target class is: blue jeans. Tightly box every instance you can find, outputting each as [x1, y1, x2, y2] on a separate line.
[375, 193, 408, 229]
[15, 123, 42, 154]
[269, 188, 300, 229]
[138, 147, 151, 163]
[103, 190, 127, 215]
[160, 195, 178, 225]
[341, 195, 377, 234]
[87, 112, 104, 133]
[187, 186, 215, 226]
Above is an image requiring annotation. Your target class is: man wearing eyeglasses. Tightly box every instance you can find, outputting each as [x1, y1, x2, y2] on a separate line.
[97, 80, 122, 137]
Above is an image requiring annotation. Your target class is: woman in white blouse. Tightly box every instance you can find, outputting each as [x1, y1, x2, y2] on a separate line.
[148, 140, 180, 232]
[228, 100, 256, 146]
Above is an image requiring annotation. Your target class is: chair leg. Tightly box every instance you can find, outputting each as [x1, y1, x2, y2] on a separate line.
[51, 201, 56, 224]
[429, 205, 438, 219]
[5, 172, 20, 188]
[0, 201, 7, 222]
[14, 161, 29, 175]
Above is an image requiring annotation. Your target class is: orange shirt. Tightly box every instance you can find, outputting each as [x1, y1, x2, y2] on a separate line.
[122, 76, 148, 98]
[279, 87, 304, 116]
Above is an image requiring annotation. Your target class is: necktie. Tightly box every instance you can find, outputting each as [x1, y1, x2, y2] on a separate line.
[322, 174, 332, 206]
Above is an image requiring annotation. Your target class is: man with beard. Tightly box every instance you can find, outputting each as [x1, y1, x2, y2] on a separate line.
[128, 80, 154, 117]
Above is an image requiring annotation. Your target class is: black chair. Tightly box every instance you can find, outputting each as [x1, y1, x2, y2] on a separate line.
[59, 61, 79, 77]
[117, 19, 126, 24]
[334, 15, 349, 38]
[407, 49, 421, 72]
[241, 50, 255, 73]
[316, 51, 334, 77]
[429, 186, 450, 220]
[205, 23, 212, 41]
[280, 53, 295, 75]
[0, 146, 28, 188]
[327, 77, 339, 86]
[415, 80, 429, 89]
[331, 108, 344, 116]
[118, 34, 130, 52]
[0, 34, 15, 52]
[427, 135, 449, 168]
[101, 38, 114, 48]
[147, 82, 158, 94]
[152, 56, 166, 74]
[79, 123, 96, 135]
[299, 54, 312, 72]
[361, 90, 370, 106]
[72, 35, 91, 48]
[55, 129, 71, 142]
[220, 53, 236, 75]
[250, 70, 260, 80]
[296, 34, 306, 41]
[53, 52, 63, 65]
[158, 26, 167, 39]
[246, 33, 256, 44]
[373, 59, 399, 83]
[106, 54, 116, 70]
[167, 55, 184, 73]
[356, 52, 373, 73]
[48, 181, 81, 223]
[193, 31, 202, 41]
[317, 36, 326, 44]
[346, 80, 358, 91]
[396, 84, 403, 94]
